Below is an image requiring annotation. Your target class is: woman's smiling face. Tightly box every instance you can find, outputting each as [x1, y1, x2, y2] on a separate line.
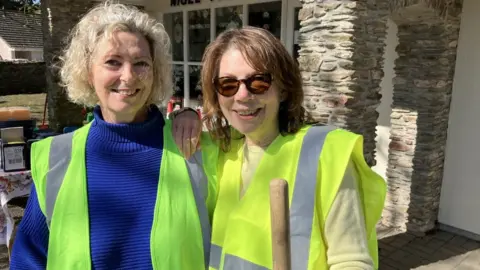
[217, 48, 281, 143]
[89, 31, 154, 123]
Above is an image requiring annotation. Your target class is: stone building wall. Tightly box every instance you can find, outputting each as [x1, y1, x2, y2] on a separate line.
[298, 0, 390, 166]
[299, 0, 463, 233]
[0, 61, 46, 95]
[384, 5, 462, 232]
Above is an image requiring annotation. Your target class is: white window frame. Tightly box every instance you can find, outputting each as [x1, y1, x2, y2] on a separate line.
[159, 0, 301, 106]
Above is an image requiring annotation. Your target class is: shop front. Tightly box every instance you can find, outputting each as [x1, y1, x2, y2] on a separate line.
[152, 0, 301, 110]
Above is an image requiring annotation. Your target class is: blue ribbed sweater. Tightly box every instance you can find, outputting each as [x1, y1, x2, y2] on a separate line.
[10, 105, 164, 269]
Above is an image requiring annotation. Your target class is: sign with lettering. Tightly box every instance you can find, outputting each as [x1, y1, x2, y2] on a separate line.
[171, 0, 204, 7]
[2, 145, 25, 172]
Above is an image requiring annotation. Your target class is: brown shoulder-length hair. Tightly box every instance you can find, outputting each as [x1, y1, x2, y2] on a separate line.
[201, 26, 311, 152]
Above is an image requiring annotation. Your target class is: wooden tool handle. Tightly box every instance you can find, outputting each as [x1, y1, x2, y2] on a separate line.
[270, 178, 291, 270]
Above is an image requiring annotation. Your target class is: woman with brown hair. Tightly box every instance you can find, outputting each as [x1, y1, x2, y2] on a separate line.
[175, 26, 386, 269]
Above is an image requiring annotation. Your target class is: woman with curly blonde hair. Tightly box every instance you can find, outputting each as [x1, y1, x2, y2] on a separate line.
[10, 2, 210, 269]
[175, 26, 386, 269]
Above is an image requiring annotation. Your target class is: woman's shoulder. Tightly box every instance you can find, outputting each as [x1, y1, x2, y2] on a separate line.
[32, 129, 78, 153]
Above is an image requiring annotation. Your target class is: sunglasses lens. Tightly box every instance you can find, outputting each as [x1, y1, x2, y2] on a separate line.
[249, 75, 272, 94]
[216, 78, 239, 97]
[215, 74, 272, 97]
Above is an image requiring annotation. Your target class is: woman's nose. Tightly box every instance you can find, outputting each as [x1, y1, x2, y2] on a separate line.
[234, 82, 253, 101]
[120, 64, 136, 83]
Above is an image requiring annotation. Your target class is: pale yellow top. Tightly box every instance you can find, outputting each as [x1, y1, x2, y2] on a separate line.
[240, 144, 265, 197]
[240, 143, 374, 269]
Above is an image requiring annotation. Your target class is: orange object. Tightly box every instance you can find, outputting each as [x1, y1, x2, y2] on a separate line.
[167, 101, 173, 114]
[0, 107, 31, 121]
[167, 96, 183, 115]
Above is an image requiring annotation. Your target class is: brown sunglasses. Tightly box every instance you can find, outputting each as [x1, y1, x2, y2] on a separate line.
[213, 73, 273, 97]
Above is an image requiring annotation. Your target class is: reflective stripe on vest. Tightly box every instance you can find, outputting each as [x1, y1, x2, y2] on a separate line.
[209, 125, 334, 269]
[44, 132, 211, 267]
[186, 151, 211, 265]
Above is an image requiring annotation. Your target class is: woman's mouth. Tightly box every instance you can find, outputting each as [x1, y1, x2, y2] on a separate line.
[235, 108, 262, 119]
[111, 89, 140, 97]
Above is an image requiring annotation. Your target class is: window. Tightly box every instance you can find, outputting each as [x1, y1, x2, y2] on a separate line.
[172, 64, 184, 97]
[163, 0, 292, 106]
[248, 2, 282, 39]
[188, 9, 210, 62]
[164, 12, 183, 62]
[14, 51, 32, 60]
[293, 7, 301, 61]
[216, 6, 243, 35]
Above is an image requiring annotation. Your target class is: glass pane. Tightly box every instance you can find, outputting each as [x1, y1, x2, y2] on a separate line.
[189, 9, 211, 62]
[293, 7, 301, 61]
[216, 6, 243, 36]
[189, 65, 202, 107]
[172, 65, 184, 98]
[248, 1, 282, 39]
[163, 12, 184, 61]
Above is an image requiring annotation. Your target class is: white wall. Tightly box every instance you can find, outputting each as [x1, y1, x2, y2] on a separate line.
[373, 19, 398, 179]
[30, 50, 43, 61]
[148, 0, 208, 13]
[0, 38, 13, 60]
[439, 0, 480, 236]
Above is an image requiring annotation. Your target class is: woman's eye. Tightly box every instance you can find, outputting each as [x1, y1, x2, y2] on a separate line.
[105, 59, 121, 66]
[135, 61, 150, 67]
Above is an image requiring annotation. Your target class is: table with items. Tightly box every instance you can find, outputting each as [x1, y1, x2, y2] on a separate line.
[0, 106, 89, 247]
[0, 106, 39, 247]
[0, 169, 32, 245]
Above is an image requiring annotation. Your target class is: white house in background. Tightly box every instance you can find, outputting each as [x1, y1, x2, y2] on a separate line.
[0, 10, 43, 61]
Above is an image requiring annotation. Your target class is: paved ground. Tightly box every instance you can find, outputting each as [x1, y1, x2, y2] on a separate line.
[1, 200, 479, 269]
[378, 225, 480, 269]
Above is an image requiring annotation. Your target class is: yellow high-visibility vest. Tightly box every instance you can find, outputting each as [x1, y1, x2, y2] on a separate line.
[209, 125, 386, 269]
[31, 120, 218, 270]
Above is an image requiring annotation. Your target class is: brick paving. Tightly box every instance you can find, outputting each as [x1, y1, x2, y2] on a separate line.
[1, 200, 479, 269]
[378, 225, 480, 270]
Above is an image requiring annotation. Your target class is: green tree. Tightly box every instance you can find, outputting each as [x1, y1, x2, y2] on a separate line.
[1, 0, 40, 14]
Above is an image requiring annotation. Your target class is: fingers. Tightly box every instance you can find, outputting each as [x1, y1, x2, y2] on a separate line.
[185, 124, 194, 159]
[171, 110, 202, 159]
[191, 120, 201, 151]
[175, 122, 195, 159]
[173, 122, 186, 157]
[185, 121, 202, 159]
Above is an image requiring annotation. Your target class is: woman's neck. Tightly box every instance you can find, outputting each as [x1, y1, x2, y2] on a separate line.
[245, 129, 279, 149]
[101, 106, 149, 124]
[89, 105, 164, 146]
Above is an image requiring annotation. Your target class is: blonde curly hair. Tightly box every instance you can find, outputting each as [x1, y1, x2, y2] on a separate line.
[59, 1, 172, 107]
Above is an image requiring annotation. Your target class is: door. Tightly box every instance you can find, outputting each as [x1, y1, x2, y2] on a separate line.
[285, 0, 301, 58]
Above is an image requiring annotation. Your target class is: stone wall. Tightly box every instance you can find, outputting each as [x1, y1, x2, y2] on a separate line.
[298, 0, 464, 233]
[0, 61, 46, 95]
[298, 0, 390, 166]
[383, 5, 462, 232]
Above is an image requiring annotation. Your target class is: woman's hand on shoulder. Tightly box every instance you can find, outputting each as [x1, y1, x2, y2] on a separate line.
[172, 108, 202, 159]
